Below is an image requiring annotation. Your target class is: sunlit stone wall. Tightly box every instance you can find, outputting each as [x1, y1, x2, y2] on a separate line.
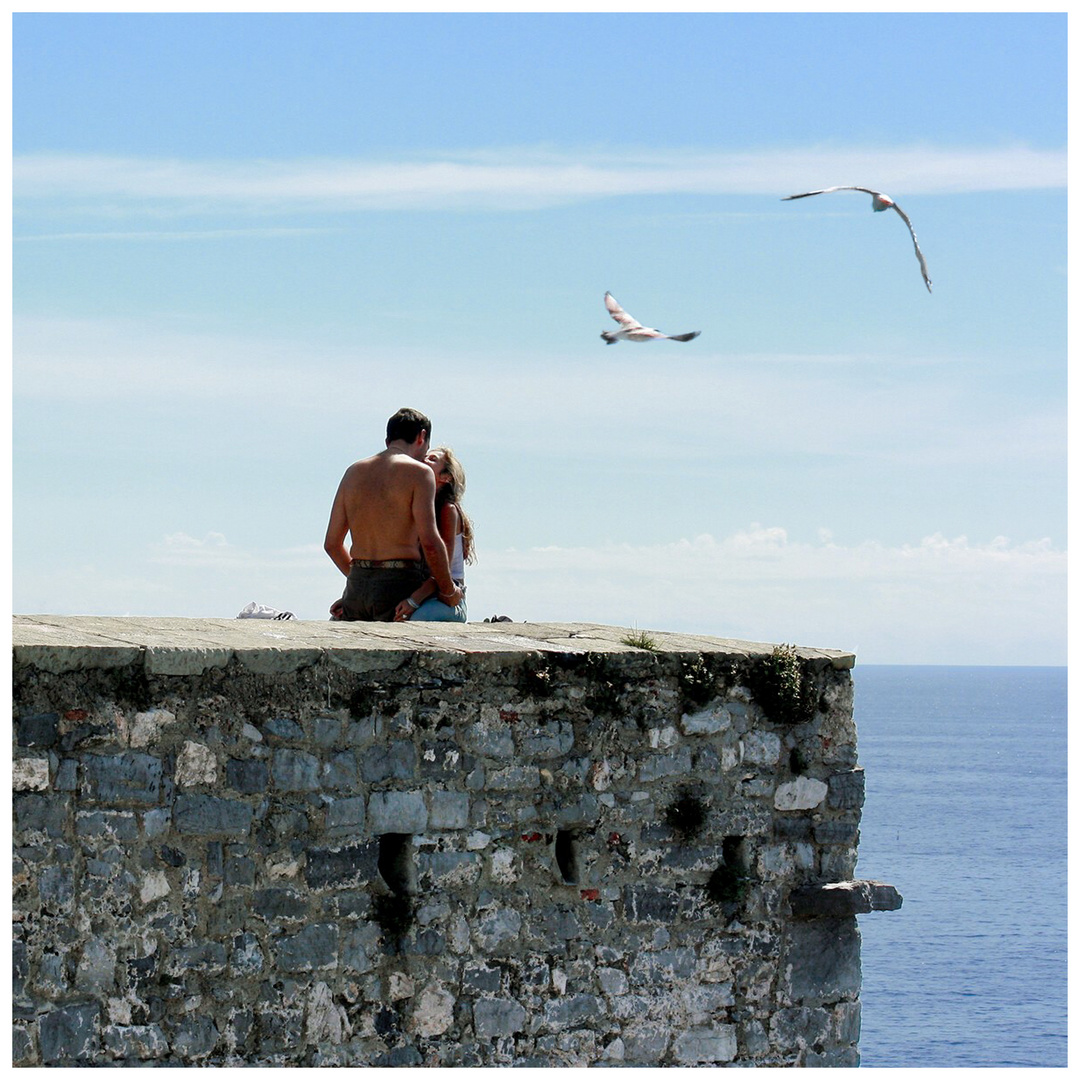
[12, 615, 895, 1067]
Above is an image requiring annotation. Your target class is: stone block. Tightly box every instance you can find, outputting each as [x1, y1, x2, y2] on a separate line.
[13, 757, 50, 790]
[305, 841, 380, 890]
[39, 1003, 100, 1063]
[175, 741, 218, 786]
[275, 924, 339, 972]
[361, 742, 417, 783]
[368, 791, 428, 834]
[428, 790, 470, 829]
[637, 747, 693, 782]
[325, 795, 366, 839]
[272, 748, 321, 791]
[322, 751, 360, 790]
[828, 768, 865, 809]
[410, 983, 455, 1038]
[170, 1015, 220, 1060]
[781, 917, 861, 1004]
[129, 708, 178, 748]
[226, 758, 268, 793]
[17, 711, 59, 747]
[473, 997, 526, 1038]
[485, 765, 540, 791]
[103, 1023, 169, 1060]
[14, 792, 69, 837]
[520, 720, 575, 759]
[174, 794, 253, 836]
[774, 776, 829, 811]
[81, 753, 162, 805]
[672, 1025, 738, 1064]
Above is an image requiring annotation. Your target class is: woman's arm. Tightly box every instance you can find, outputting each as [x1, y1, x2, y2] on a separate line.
[393, 503, 461, 621]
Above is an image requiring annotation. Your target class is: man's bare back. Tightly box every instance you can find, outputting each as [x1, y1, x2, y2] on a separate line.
[324, 410, 461, 612]
[338, 449, 434, 562]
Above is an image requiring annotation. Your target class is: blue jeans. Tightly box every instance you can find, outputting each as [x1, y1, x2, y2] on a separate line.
[410, 594, 467, 622]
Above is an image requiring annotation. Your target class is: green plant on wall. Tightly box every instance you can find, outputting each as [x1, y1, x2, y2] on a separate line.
[748, 644, 817, 726]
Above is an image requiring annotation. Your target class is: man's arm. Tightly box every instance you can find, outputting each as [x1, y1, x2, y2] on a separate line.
[413, 470, 460, 603]
[323, 474, 353, 577]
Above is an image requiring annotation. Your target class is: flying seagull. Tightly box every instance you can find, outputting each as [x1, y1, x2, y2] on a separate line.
[601, 292, 701, 344]
[782, 186, 932, 293]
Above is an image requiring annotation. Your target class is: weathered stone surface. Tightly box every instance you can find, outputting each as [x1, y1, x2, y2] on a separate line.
[781, 918, 862, 1004]
[39, 1002, 101, 1063]
[774, 776, 829, 811]
[790, 879, 903, 918]
[672, 1025, 738, 1063]
[81, 752, 162, 805]
[13, 756, 50, 790]
[368, 790, 428, 833]
[474, 997, 527, 1038]
[176, 740, 218, 786]
[174, 794, 253, 836]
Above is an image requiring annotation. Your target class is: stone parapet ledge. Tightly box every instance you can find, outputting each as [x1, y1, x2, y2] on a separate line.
[789, 880, 904, 918]
[12, 615, 856, 675]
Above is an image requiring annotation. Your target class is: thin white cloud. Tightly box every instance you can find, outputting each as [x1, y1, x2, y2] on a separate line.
[13, 144, 1065, 216]
[470, 529, 1066, 665]
[16, 526, 1062, 665]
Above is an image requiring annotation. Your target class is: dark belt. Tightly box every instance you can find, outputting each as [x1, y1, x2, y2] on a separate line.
[350, 558, 424, 570]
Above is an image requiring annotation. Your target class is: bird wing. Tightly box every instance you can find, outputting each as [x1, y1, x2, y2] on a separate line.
[604, 292, 644, 329]
[782, 185, 886, 201]
[888, 203, 933, 293]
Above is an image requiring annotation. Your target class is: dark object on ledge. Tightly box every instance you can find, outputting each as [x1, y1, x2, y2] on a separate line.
[789, 880, 903, 918]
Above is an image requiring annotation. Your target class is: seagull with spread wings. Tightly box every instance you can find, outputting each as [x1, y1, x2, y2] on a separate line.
[782, 186, 932, 293]
[600, 291, 701, 344]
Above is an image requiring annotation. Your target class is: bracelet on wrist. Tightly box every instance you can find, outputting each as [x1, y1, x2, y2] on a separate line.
[405, 597, 420, 610]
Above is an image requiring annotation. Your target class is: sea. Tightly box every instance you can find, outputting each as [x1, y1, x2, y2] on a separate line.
[852, 665, 1068, 1068]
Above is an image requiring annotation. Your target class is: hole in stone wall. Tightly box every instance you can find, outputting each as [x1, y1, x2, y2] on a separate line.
[555, 830, 579, 884]
[706, 836, 750, 905]
[378, 833, 415, 896]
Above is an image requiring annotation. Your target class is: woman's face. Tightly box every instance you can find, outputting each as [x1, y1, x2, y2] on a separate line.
[425, 450, 449, 483]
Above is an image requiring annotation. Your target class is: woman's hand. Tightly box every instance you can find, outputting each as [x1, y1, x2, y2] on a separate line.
[393, 598, 415, 622]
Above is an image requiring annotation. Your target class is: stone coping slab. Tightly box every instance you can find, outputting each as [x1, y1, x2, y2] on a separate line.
[13, 614, 855, 676]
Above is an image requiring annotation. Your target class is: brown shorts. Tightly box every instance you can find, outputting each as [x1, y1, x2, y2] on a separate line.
[338, 563, 427, 622]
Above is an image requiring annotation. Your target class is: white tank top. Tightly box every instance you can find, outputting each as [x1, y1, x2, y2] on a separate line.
[450, 532, 465, 584]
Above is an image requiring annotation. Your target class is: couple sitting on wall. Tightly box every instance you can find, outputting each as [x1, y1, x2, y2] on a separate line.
[324, 407, 475, 624]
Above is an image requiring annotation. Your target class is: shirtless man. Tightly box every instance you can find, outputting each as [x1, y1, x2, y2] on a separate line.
[325, 407, 464, 621]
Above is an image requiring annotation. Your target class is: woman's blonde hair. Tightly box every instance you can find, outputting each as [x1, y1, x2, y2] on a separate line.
[432, 446, 475, 564]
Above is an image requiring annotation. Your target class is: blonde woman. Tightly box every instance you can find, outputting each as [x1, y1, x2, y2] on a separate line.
[394, 447, 475, 623]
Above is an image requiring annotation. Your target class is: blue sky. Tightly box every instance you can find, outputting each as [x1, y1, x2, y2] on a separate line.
[11, 11, 1067, 664]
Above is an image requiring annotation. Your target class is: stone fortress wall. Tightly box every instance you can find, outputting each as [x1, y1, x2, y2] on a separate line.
[11, 616, 900, 1067]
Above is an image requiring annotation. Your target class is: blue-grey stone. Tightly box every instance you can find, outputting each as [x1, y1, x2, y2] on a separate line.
[541, 993, 601, 1027]
[55, 758, 78, 791]
[14, 793, 69, 838]
[12, 1024, 34, 1064]
[828, 768, 865, 810]
[103, 1023, 169, 1060]
[275, 923, 338, 971]
[174, 794, 253, 836]
[781, 918, 861, 1004]
[368, 791, 428, 834]
[312, 717, 343, 747]
[18, 711, 59, 747]
[305, 842, 379, 889]
[229, 932, 264, 976]
[75, 810, 139, 840]
[81, 753, 162, 805]
[473, 997, 526, 1038]
[325, 795, 365, 839]
[520, 720, 575, 759]
[39, 865, 75, 913]
[165, 942, 227, 975]
[360, 742, 417, 783]
[272, 749, 321, 792]
[622, 884, 681, 923]
[263, 716, 305, 742]
[226, 758, 268, 793]
[462, 962, 502, 994]
[322, 751, 360, 790]
[39, 1002, 100, 1063]
[637, 747, 693, 782]
[170, 1015, 219, 1060]
[254, 888, 309, 921]
[428, 790, 469, 829]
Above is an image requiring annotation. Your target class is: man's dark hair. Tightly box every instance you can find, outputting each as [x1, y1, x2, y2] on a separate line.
[386, 407, 431, 445]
